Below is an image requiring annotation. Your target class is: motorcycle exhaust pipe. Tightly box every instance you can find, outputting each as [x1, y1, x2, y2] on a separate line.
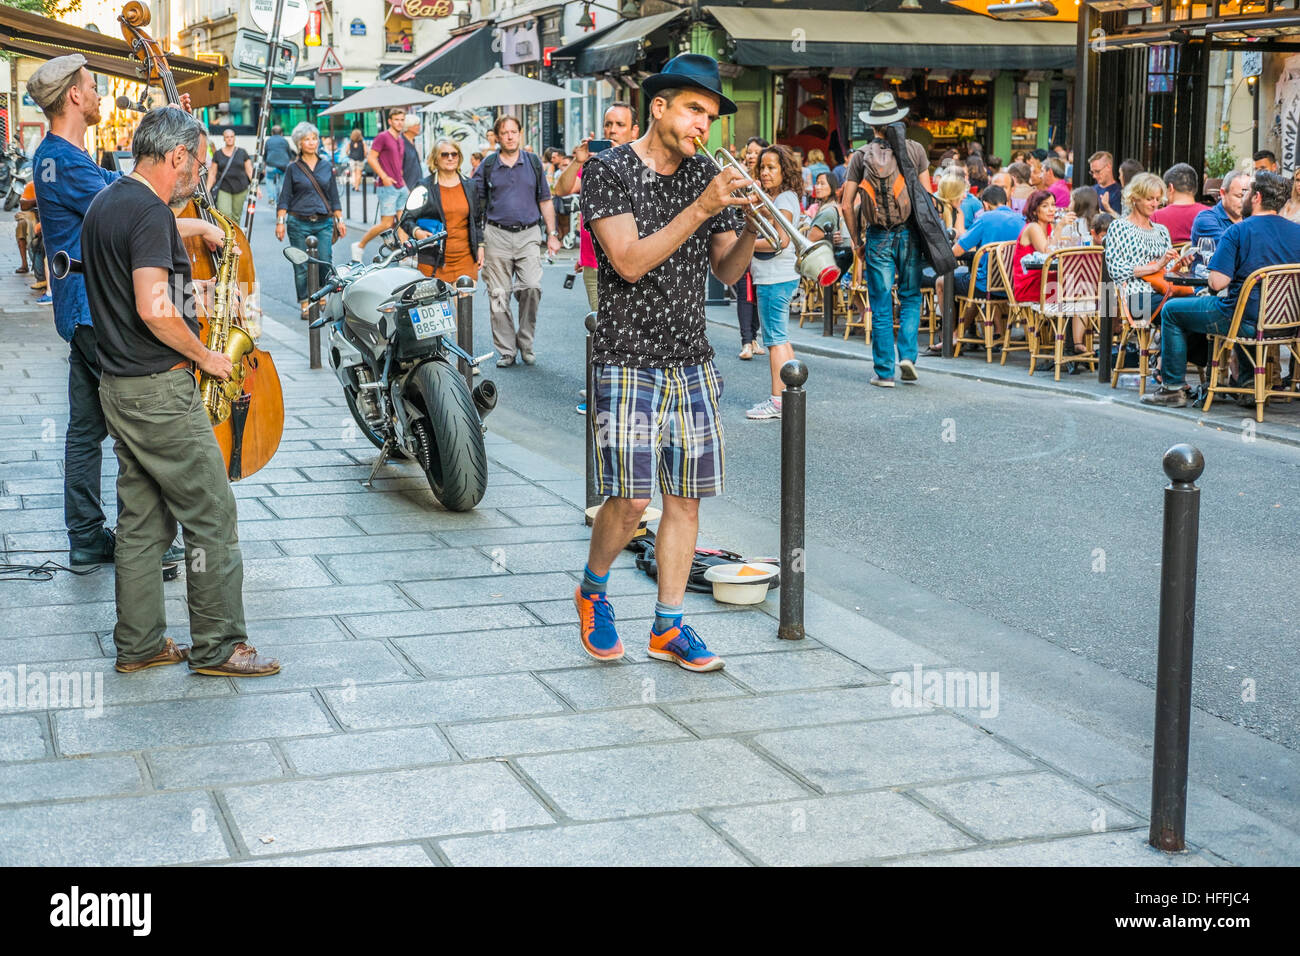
[51, 251, 82, 280]
[472, 379, 497, 422]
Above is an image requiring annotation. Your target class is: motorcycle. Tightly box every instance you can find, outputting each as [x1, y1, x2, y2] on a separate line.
[286, 187, 497, 512]
[2, 143, 30, 212]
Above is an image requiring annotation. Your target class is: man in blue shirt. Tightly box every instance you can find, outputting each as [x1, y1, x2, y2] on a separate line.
[1143, 171, 1300, 407]
[930, 185, 1024, 354]
[1190, 168, 1249, 247]
[29, 55, 217, 564]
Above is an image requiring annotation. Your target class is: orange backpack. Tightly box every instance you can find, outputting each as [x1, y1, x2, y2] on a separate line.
[856, 139, 912, 230]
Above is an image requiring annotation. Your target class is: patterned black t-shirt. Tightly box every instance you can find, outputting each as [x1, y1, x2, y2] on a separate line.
[580, 143, 740, 369]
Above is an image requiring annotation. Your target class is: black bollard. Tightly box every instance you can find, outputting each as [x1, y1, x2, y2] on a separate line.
[1149, 444, 1205, 853]
[455, 274, 475, 392]
[345, 173, 352, 221]
[305, 235, 322, 370]
[940, 270, 955, 358]
[361, 173, 369, 224]
[1098, 298, 1114, 384]
[822, 282, 834, 337]
[584, 311, 600, 526]
[779, 359, 807, 641]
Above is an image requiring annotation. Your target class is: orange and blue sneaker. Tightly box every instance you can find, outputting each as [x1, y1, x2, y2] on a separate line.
[574, 586, 624, 661]
[648, 622, 724, 673]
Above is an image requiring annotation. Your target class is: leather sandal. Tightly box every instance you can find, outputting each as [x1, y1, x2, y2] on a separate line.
[191, 642, 281, 677]
[116, 637, 192, 673]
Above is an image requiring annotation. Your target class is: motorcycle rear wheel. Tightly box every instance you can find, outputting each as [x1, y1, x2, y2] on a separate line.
[408, 360, 487, 512]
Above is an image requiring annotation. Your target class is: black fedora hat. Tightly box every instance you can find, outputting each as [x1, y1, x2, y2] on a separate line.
[641, 53, 737, 116]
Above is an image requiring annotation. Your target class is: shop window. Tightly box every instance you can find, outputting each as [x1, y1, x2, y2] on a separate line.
[386, 13, 414, 54]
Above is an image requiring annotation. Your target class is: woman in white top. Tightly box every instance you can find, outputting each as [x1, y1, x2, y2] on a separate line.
[1104, 172, 1183, 323]
[746, 145, 803, 421]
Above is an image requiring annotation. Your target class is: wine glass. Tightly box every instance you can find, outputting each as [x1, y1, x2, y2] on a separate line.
[1197, 237, 1215, 267]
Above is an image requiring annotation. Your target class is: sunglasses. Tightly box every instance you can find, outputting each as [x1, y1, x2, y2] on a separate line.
[439, 151, 459, 158]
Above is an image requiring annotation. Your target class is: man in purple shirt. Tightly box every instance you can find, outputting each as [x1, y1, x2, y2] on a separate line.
[353, 108, 409, 261]
[471, 114, 559, 367]
[1043, 157, 1072, 208]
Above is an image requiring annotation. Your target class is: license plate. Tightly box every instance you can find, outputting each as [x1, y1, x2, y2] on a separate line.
[410, 301, 456, 340]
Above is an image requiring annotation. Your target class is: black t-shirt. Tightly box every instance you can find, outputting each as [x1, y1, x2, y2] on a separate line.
[82, 176, 199, 377]
[580, 143, 739, 368]
[213, 146, 250, 193]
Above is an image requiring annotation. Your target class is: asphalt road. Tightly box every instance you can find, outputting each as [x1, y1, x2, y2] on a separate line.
[248, 206, 1300, 755]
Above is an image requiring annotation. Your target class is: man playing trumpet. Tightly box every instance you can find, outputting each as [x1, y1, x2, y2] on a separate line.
[574, 54, 760, 673]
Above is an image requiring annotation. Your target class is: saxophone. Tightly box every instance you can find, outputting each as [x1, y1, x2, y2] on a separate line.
[195, 194, 256, 426]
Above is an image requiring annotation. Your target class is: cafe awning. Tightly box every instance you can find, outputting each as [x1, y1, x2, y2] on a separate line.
[381, 23, 495, 97]
[703, 6, 1077, 70]
[551, 9, 687, 74]
[0, 3, 227, 108]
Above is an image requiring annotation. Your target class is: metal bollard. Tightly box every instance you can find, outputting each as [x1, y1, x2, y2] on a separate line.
[361, 173, 369, 223]
[584, 311, 600, 526]
[455, 274, 475, 392]
[1098, 300, 1114, 384]
[822, 281, 834, 337]
[305, 235, 322, 370]
[940, 270, 955, 358]
[345, 174, 352, 221]
[1149, 443, 1205, 853]
[778, 359, 807, 641]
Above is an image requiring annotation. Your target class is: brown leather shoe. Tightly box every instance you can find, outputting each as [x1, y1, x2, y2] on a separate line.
[115, 637, 192, 673]
[191, 643, 280, 677]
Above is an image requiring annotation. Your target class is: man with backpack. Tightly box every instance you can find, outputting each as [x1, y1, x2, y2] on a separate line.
[842, 92, 934, 387]
[471, 114, 560, 367]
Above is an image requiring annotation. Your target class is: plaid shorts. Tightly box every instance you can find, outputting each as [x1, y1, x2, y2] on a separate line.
[592, 362, 725, 499]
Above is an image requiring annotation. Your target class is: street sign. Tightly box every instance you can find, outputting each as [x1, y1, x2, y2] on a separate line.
[315, 73, 343, 101]
[233, 28, 300, 84]
[317, 46, 344, 74]
[250, 0, 311, 39]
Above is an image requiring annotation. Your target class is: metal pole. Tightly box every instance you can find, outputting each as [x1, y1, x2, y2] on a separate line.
[306, 235, 321, 369]
[362, 171, 369, 224]
[822, 281, 833, 337]
[1073, 4, 1094, 172]
[456, 274, 475, 392]
[584, 311, 600, 525]
[1149, 444, 1205, 853]
[242, 0, 288, 232]
[1098, 295, 1114, 384]
[345, 170, 352, 221]
[940, 271, 955, 358]
[778, 359, 807, 641]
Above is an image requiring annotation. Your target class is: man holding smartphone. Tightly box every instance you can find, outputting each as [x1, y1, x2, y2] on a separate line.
[554, 102, 640, 412]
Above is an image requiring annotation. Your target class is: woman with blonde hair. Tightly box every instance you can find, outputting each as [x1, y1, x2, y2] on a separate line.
[935, 173, 968, 234]
[1104, 171, 1187, 323]
[405, 138, 482, 283]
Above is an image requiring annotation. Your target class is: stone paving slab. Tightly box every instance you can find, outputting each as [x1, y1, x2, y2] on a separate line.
[0, 754, 143, 805]
[0, 714, 47, 761]
[666, 685, 922, 737]
[55, 692, 333, 755]
[240, 583, 411, 620]
[105, 615, 351, 651]
[708, 791, 977, 866]
[147, 742, 285, 790]
[395, 625, 597, 678]
[6, 659, 234, 714]
[321, 673, 565, 729]
[322, 548, 496, 585]
[722, 648, 883, 693]
[517, 738, 808, 820]
[752, 714, 1037, 792]
[238, 517, 364, 541]
[434, 523, 593, 548]
[222, 763, 554, 855]
[224, 844, 438, 866]
[342, 604, 539, 639]
[233, 640, 413, 694]
[536, 661, 749, 710]
[439, 814, 747, 866]
[0, 791, 230, 865]
[912, 772, 1140, 842]
[277, 532, 441, 556]
[399, 571, 576, 609]
[352, 509, 518, 535]
[445, 707, 690, 759]
[281, 727, 455, 775]
[0, 633, 101, 664]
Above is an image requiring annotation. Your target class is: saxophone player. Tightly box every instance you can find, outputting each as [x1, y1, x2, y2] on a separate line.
[81, 106, 280, 677]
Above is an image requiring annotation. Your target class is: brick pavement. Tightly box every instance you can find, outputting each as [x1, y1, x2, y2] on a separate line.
[0, 224, 1294, 866]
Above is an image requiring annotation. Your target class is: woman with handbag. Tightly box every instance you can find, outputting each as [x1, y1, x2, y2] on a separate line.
[276, 122, 346, 318]
[207, 128, 254, 221]
[406, 138, 481, 284]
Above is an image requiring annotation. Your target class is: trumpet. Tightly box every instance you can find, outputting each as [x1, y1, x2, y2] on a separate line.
[693, 137, 841, 287]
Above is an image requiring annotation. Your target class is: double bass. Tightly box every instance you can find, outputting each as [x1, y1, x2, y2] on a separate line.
[119, 1, 283, 480]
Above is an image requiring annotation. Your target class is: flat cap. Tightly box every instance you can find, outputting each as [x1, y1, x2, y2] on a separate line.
[26, 54, 87, 111]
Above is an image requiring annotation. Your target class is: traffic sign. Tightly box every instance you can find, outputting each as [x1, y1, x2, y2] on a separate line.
[250, 0, 310, 39]
[232, 28, 300, 84]
[317, 46, 344, 74]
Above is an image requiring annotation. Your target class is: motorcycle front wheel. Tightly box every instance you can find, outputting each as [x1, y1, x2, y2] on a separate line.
[407, 359, 487, 512]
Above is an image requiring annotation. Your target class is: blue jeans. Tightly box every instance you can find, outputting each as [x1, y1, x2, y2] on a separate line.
[864, 225, 923, 379]
[755, 279, 798, 347]
[286, 216, 334, 301]
[266, 167, 283, 202]
[1158, 294, 1241, 387]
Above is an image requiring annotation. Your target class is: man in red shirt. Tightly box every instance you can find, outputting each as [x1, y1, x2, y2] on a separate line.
[353, 108, 409, 260]
[1150, 163, 1209, 245]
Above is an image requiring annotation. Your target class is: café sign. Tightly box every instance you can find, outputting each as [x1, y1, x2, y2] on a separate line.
[389, 0, 454, 17]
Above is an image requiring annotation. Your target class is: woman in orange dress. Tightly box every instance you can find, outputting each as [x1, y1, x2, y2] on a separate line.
[408, 138, 481, 283]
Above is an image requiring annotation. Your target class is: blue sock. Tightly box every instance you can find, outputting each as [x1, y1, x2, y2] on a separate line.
[652, 600, 684, 634]
[581, 564, 609, 597]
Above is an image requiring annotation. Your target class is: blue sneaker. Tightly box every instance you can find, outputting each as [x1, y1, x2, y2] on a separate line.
[37, 293, 52, 304]
[574, 586, 623, 661]
[575, 402, 586, 415]
[648, 622, 724, 672]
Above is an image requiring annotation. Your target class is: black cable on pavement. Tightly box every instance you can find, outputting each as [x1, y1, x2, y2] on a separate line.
[0, 548, 102, 582]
